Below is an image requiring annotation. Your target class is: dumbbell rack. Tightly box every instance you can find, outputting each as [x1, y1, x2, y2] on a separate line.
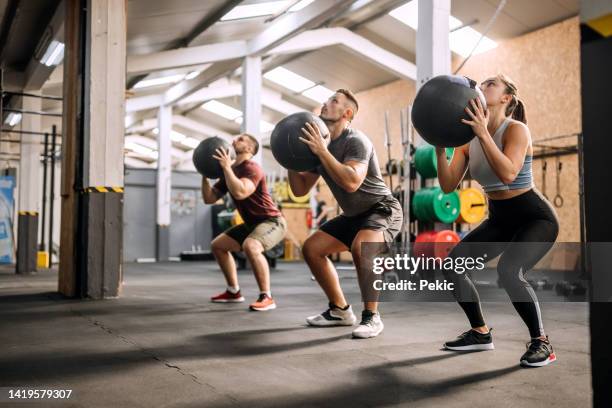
[395, 106, 486, 248]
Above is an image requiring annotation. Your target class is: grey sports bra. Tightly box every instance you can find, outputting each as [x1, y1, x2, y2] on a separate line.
[468, 118, 534, 193]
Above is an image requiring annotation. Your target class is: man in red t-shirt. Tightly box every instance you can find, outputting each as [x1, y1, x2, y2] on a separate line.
[201, 134, 286, 311]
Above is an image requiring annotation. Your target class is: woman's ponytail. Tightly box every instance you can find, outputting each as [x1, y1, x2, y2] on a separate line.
[499, 74, 527, 124]
[512, 97, 527, 124]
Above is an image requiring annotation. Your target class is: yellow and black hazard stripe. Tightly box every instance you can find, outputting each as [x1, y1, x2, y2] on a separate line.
[18, 211, 38, 216]
[82, 186, 124, 193]
[581, 12, 612, 43]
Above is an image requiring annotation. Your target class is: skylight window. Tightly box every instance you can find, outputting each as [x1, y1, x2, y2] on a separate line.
[450, 26, 498, 57]
[181, 137, 201, 149]
[389, 0, 497, 56]
[202, 100, 242, 120]
[264, 67, 315, 93]
[134, 74, 185, 89]
[221, 1, 291, 21]
[302, 85, 334, 103]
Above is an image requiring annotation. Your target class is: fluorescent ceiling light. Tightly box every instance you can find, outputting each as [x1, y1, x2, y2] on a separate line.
[125, 141, 153, 156]
[4, 112, 22, 127]
[288, 0, 316, 12]
[170, 130, 186, 142]
[202, 100, 242, 120]
[389, 0, 496, 56]
[184, 70, 201, 80]
[221, 1, 291, 21]
[181, 137, 200, 149]
[302, 85, 334, 103]
[134, 74, 185, 89]
[41, 40, 65, 67]
[264, 67, 315, 93]
[450, 26, 498, 57]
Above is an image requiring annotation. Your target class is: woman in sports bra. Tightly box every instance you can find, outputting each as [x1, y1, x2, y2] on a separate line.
[435, 74, 559, 367]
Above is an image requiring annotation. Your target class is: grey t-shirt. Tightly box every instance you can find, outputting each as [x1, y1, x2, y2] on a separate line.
[312, 127, 391, 216]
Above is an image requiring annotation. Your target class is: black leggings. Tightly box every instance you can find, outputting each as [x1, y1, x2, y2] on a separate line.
[444, 189, 559, 338]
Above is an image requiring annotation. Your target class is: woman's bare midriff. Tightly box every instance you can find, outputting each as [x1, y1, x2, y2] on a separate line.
[486, 187, 531, 200]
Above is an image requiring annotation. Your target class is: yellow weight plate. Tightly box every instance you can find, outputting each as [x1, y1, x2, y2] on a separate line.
[288, 184, 311, 203]
[231, 210, 244, 226]
[458, 188, 486, 224]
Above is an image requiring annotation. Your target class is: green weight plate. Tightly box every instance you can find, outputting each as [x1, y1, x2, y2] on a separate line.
[432, 189, 460, 223]
[414, 145, 455, 179]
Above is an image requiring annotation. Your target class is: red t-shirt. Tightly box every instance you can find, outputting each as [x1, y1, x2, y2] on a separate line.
[213, 160, 281, 225]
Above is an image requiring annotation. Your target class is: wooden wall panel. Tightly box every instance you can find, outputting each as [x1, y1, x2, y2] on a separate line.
[344, 17, 581, 242]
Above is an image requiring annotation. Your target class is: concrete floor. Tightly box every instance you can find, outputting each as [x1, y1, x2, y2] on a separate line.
[0, 261, 591, 408]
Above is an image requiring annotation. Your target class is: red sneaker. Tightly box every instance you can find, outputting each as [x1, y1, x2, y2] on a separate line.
[249, 294, 277, 311]
[211, 290, 245, 303]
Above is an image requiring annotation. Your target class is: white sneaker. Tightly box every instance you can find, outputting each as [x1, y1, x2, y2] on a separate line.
[306, 303, 357, 327]
[352, 310, 384, 339]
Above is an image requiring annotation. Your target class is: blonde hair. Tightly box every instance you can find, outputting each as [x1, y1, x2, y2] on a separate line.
[497, 74, 527, 124]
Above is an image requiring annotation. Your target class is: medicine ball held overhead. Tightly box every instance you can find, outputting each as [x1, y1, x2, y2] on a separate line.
[192, 136, 235, 179]
[270, 112, 330, 172]
[412, 75, 487, 148]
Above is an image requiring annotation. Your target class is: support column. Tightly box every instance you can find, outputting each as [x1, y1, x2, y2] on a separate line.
[59, 0, 126, 298]
[416, 0, 450, 89]
[156, 104, 172, 261]
[580, 2, 612, 406]
[241, 56, 262, 163]
[16, 94, 42, 274]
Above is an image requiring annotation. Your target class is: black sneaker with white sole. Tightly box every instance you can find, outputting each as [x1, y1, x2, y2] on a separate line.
[306, 303, 357, 327]
[520, 337, 556, 367]
[444, 329, 495, 351]
[352, 310, 384, 339]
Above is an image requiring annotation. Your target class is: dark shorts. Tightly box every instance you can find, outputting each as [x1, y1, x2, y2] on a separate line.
[224, 217, 287, 251]
[319, 195, 403, 249]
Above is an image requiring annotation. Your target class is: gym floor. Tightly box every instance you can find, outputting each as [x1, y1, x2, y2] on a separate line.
[0, 262, 590, 407]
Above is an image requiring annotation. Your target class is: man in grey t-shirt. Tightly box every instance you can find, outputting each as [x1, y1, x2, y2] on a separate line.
[288, 89, 403, 339]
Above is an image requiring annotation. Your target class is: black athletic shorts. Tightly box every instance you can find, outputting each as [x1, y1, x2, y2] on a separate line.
[319, 195, 403, 249]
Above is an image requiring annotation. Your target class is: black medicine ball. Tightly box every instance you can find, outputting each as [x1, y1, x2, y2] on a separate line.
[270, 112, 330, 172]
[192, 136, 235, 178]
[412, 75, 487, 147]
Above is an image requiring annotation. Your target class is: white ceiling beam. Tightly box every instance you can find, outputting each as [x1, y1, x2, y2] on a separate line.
[163, 60, 242, 106]
[247, 0, 353, 56]
[180, 81, 242, 106]
[127, 41, 247, 75]
[128, 82, 303, 116]
[172, 115, 232, 141]
[126, 93, 164, 113]
[124, 156, 156, 168]
[269, 27, 417, 80]
[162, 1, 351, 106]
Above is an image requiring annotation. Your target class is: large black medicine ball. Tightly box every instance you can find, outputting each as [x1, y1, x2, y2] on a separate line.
[192, 136, 235, 178]
[412, 75, 487, 147]
[270, 112, 330, 172]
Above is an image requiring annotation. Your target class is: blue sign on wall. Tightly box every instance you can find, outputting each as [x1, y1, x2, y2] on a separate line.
[0, 176, 15, 263]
